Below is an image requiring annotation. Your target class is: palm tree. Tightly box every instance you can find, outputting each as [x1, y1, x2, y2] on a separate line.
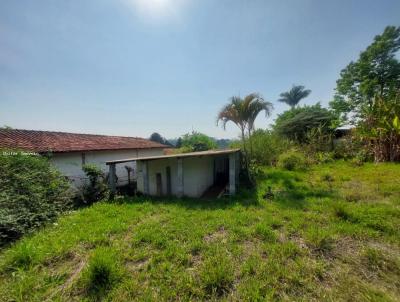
[243, 93, 273, 137]
[242, 93, 273, 155]
[217, 96, 248, 154]
[278, 85, 311, 109]
[217, 93, 273, 179]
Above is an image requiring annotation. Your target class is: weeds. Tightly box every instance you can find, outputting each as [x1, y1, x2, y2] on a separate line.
[80, 247, 123, 297]
[199, 247, 234, 296]
[0, 162, 399, 301]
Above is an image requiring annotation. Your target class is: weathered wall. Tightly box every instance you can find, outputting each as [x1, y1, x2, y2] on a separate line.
[50, 148, 164, 187]
[137, 155, 216, 198]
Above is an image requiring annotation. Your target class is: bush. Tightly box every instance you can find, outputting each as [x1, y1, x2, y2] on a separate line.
[245, 129, 294, 166]
[274, 104, 336, 143]
[314, 151, 335, 164]
[80, 164, 109, 205]
[177, 131, 217, 153]
[277, 150, 307, 171]
[0, 151, 73, 245]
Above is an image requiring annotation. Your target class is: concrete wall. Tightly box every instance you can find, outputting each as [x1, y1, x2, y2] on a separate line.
[50, 148, 164, 187]
[137, 155, 217, 198]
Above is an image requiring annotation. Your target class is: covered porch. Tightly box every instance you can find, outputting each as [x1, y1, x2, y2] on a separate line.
[106, 149, 240, 198]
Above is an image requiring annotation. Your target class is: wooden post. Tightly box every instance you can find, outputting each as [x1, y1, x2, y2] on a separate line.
[142, 161, 149, 195]
[229, 153, 236, 195]
[109, 163, 116, 197]
[177, 158, 184, 198]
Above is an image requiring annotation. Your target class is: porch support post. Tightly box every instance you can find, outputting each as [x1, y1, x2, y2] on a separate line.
[229, 153, 236, 195]
[142, 161, 149, 195]
[108, 163, 116, 197]
[177, 158, 184, 198]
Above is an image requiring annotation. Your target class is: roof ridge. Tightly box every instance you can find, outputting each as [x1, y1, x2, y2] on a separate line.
[0, 128, 169, 152]
[2, 128, 148, 140]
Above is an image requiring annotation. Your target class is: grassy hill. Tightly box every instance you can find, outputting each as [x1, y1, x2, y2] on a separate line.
[0, 162, 399, 301]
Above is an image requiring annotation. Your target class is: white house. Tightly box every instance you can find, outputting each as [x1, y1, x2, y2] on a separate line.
[0, 129, 167, 187]
[106, 149, 241, 198]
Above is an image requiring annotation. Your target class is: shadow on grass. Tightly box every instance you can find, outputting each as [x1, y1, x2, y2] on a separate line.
[258, 169, 334, 210]
[115, 169, 334, 211]
[115, 187, 261, 211]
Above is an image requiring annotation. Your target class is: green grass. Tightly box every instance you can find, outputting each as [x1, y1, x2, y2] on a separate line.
[0, 161, 399, 301]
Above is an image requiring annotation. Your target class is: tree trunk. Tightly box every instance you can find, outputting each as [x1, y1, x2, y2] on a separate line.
[248, 127, 253, 159]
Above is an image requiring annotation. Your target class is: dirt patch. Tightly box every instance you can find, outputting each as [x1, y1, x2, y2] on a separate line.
[45, 255, 87, 301]
[126, 258, 149, 273]
[331, 237, 361, 260]
[289, 234, 308, 250]
[204, 226, 228, 243]
[187, 254, 202, 272]
[61, 258, 87, 291]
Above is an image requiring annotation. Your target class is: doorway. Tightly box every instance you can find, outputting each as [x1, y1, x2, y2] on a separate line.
[214, 157, 229, 186]
[156, 173, 162, 196]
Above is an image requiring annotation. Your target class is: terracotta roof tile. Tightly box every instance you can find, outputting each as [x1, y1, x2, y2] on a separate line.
[0, 129, 167, 153]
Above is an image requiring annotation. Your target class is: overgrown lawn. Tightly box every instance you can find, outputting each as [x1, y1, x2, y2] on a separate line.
[0, 161, 399, 301]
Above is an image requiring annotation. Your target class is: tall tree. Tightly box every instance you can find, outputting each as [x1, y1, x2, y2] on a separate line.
[274, 103, 335, 143]
[217, 93, 273, 179]
[330, 26, 400, 121]
[278, 85, 311, 109]
[149, 132, 171, 146]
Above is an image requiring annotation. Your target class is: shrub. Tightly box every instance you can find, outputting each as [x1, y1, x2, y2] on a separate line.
[0, 151, 73, 245]
[277, 150, 307, 171]
[81, 164, 109, 205]
[244, 129, 294, 166]
[274, 104, 336, 144]
[314, 152, 335, 164]
[178, 131, 217, 153]
[81, 247, 123, 297]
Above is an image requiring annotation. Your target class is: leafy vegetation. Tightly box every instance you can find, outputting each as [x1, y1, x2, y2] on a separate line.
[277, 149, 307, 171]
[0, 162, 399, 301]
[80, 164, 109, 205]
[231, 129, 293, 166]
[330, 26, 400, 162]
[274, 103, 336, 143]
[331, 26, 400, 120]
[278, 85, 311, 109]
[0, 152, 73, 246]
[176, 131, 217, 153]
[217, 93, 273, 181]
[357, 95, 400, 162]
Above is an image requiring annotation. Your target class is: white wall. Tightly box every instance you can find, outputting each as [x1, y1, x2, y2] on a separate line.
[182, 156, 214, 197]
[50, 148, 164, 187]
[137, 155, 216, 198]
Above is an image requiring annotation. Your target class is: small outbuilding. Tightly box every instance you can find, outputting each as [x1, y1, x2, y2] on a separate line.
[106, 149, 241, 198]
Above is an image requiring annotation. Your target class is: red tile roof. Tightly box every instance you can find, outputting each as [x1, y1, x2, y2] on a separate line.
[0, 129, 167, 153]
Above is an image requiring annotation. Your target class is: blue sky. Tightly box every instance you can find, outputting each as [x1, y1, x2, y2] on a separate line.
[1, 0, 399, 139]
